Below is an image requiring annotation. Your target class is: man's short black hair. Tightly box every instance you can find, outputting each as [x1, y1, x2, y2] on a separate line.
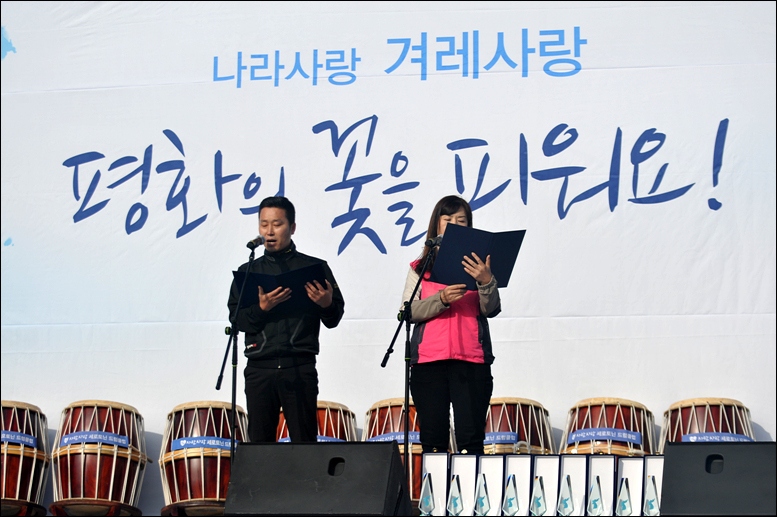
[258, 196, 295, 225]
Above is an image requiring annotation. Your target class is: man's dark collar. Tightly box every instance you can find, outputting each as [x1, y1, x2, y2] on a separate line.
[263, 241, 296, 261]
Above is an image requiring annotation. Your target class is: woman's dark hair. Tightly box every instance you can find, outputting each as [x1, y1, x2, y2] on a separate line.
[413, 195, 472, 275]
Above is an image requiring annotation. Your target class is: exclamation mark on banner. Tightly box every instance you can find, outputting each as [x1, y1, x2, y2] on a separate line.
[708, 118, 729, 210]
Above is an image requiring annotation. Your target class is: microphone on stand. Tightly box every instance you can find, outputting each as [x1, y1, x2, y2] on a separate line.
[425, 234, 443, 247]
[246, 235, 265, 250]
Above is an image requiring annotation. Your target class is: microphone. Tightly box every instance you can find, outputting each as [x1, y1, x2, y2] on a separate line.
[246, 235, 265, 249]
[425, 234, 443, 247]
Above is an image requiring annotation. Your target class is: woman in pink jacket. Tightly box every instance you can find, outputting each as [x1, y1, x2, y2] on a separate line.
[402, 195, 501, 454]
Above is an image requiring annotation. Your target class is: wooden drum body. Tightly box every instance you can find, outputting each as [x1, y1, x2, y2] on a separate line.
[560, 397, 655, 456]
[276, 401, 357, 442]
[51, 400, 148, 515]
[659, 397, 755, 452]
[484, 397, 555, 455]
[160, 401, 248, 515]
[1, 401, 50, 516]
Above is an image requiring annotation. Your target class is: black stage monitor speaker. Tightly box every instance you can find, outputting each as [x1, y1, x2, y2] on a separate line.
[661, 441, 776, 515]
[223, 441, 412, 515]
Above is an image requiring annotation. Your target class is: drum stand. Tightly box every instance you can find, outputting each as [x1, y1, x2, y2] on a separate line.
[161, 500, 225, 516]
[216, 246, 257, 461]
[1, 500, 47, 517]
[49, 499, 141, 516]
[381, 242, 436, 488]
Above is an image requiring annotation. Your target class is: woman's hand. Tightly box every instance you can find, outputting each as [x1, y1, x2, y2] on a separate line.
[440, 284, 468, 306]
[463, 253, 492, 285]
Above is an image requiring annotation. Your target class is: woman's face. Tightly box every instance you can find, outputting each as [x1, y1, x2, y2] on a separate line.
[437, 207, 469, 238]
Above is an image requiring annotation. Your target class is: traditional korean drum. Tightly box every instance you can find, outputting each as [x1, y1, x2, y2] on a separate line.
[484, 397, 556, 455]
[50, 400, 148, 516]
[659, 397, 755, 452]
[276, 400, 357, 442]
[560, 397, 655, 456]
[160, 401, 249, 515]
[362, 398, 456, 504]
[1, 401, 50, 517]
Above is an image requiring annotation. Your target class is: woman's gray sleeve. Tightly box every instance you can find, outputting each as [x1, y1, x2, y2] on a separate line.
[400, 268, 448, 323]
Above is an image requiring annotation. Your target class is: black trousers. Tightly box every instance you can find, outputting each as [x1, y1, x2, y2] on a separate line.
[410, 359, 493, 454]
[244, 362, 319, 443]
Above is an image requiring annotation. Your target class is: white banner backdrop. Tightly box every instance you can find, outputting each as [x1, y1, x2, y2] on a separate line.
[2, 2, 775, 513]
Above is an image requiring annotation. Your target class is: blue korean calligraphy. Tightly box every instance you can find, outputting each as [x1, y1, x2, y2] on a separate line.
[708, 118, 729, 210]
[63, 152, 109, 223]
[448, 138, 511, 211]
[214, 48, 360, 88]
[383, 151, 425, 247]
[214, 152, 285, 215]
[154, 130, 208, 238]
[62, 118, 729, 245]
[522, 121, 726, 219]
[315, 115, 387, 255]
[628, 128, 694, 205]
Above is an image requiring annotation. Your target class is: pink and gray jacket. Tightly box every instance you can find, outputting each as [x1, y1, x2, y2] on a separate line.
[401, 260, 501, 365]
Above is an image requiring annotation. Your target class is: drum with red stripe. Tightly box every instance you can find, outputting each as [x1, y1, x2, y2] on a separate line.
[276, 400, 357, 442]
[1, 401, 50, 517]
[484, 397, 555, 454]
[560, 397, 655, 456]
[50, 400, 148, 516]
[659, 397, 755, 452]
[160, 401, 249, 515]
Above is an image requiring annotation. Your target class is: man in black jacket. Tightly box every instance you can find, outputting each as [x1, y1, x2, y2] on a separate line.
[228, 196, 345, 443]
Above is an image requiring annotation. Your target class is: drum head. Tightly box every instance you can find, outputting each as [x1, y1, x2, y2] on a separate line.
[2, 400, 45, 414]
[490, 397, 547, 411]
[169, 400, 246, 415]
[64, 400, 141, 415]
[317, 400, 353, 414]
[572, 397, 650, 412]
[368, 398, 414, 411]
[666, 397, 748, 412]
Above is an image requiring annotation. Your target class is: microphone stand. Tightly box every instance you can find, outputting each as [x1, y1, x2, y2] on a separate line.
[381, 244, 436, 488]
[216, 245, 257, 465]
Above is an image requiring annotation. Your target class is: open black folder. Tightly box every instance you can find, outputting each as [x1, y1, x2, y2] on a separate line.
[232, 263, 328, 310]
[429, 224, 525, 291]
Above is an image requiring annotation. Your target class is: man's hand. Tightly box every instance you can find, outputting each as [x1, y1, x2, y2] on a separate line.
[258, 285, 292, 311]
[305, 280, 333, 308]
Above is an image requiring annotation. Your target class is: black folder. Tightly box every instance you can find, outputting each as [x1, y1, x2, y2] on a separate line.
[232, 262, 327, 310]
[429, 224, 525, 291]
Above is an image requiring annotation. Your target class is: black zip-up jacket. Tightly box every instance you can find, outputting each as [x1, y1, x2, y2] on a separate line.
[227, 241, 344, 364]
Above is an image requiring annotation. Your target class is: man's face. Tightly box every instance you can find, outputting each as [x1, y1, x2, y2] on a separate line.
[259, 207, 295, 252]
